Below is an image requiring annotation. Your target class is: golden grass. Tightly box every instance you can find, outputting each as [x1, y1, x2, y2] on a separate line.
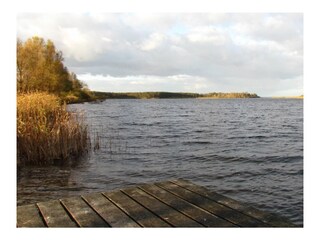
[17, 92, 90, 165]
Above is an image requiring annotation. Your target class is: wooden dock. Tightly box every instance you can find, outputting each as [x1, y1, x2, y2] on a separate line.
[17, 179, 295, 227]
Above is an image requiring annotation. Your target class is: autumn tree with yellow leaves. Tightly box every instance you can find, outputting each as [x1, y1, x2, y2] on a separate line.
[17, 36, 90, 101]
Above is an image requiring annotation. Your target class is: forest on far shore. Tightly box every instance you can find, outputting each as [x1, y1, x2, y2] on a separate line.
[92, 91, 260, 99]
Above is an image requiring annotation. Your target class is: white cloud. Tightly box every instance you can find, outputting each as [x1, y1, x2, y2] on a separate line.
[89, 13, 113, 23]
[139, 33, 165, 51]
[58, 27, 94, 61]
[187, 26, 228, 44]
[78, 73, 210, 93]
[231, 13, 303, 55]
[59, 26, 114, 62]
[102, 37, 112, 43]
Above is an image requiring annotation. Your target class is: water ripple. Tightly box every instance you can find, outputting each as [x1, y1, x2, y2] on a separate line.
[18, 98, 303, 226]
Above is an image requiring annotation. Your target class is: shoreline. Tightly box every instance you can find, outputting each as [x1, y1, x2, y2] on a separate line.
[271, 96, 304, 99]
[87, 91, 260, 101]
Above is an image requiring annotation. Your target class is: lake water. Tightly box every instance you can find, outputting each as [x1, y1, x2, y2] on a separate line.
[17, 98, 303, 226]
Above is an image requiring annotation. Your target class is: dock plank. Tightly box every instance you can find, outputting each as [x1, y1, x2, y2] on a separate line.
[157, 181, 269, 227]
[82, 192, 140, 227]
[60, 197, 109, 227]
[17, 204, 46, 227]
[37, 200, 78, 227]
[139, 184, 236, 227]
[171, 179, 295, 227]
[103, 190, 170, 227]
[17, 179, 295, 228]
[122, 187, 202, 227]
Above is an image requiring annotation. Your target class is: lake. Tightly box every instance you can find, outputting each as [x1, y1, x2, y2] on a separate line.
[17, 98, 303, 226]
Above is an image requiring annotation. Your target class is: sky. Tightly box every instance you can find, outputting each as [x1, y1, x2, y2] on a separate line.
[17, 13, 303, 97]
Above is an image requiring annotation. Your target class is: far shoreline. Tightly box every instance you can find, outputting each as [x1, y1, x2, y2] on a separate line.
[270, 95, 304, 99]
[90, 91, 260, 101]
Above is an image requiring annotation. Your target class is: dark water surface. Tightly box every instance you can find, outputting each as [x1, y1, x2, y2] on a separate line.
[17, 98, 303, 226]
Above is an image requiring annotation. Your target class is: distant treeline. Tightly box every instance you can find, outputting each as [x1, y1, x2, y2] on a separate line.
[201, 92, 259, 98]
[93, 91, 260, 99]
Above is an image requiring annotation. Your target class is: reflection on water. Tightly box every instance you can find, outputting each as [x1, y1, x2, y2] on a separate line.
[17, 98, 303, 226]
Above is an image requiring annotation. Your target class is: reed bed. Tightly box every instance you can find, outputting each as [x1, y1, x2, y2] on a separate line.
[17, 92, 90, 165]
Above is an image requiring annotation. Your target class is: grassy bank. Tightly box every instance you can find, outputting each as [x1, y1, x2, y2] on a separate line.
[17, 92, 90, 165]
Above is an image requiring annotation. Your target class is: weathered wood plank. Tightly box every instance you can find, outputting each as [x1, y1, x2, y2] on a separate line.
[37, 200, 78, 227]
[17, 204, 46, 227]
[17, 179, 295, 228]
[139, 184, 237, 227]
[103, 190, 170, 227]
[157, 181, 269, 227]
[122, 187, 202, 227]
[60, 197, 109, 227]
[171, 179, 295, 227]
[82, 192, 140, 227]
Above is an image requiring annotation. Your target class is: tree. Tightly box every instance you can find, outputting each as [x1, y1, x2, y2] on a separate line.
[69, 72, 86, 91]
[16, 36, 80, 94]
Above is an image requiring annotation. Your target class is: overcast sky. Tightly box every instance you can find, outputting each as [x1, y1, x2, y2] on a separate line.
[17, 13, 303, 96]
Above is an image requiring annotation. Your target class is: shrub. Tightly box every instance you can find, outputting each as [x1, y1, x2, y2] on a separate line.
[17, 92, 90, 165]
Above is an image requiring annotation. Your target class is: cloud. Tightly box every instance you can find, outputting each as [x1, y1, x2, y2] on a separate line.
[187, 26, 228, 44]
[17, 13, 303, 96]
[139, 33, 166, 51]
[58, 27, 100, 61]
[78, 73, 210, 92]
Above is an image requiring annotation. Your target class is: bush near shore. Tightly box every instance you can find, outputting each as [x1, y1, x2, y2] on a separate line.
[17, 92, 90, 166]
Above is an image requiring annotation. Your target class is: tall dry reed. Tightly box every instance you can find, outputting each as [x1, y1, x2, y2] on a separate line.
[17, 92, 90, 165]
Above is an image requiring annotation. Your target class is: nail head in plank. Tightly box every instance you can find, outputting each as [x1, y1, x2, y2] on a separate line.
[37, 200, 78, 227]
[122, 187, 202, 227]
[139, 184, 236, 227]
[17, 204, 46, 227]
[82, 192, 140, 227]
[103, 190, 170, 227]
[60, 197, 109, 227]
